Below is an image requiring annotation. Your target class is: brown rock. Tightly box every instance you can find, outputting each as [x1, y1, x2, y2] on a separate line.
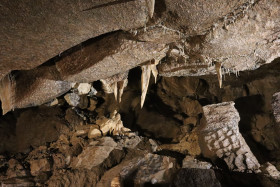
[71, 137, 121, 170]
[52, 154, 67, 170]
[97, 153, 177, 187]
[157, 0, 247, 35]
[6, 159, 28, 178]
[0, 0, 151, 80]
[174, 168, 221, 187]
[29, 158, 51, 176]
[179, 97, 203, 117]
[56, 32, 167, 83]
[0, 67, 72, 114]
[16, 107, 69, 152]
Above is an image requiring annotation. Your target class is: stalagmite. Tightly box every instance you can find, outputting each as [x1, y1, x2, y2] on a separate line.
[215, 62, 223, 88]
[111, 175, 121, 187]
[118, 79, 128, 103]
[113, 82, 118, 102]
[141, 65, 152, 108]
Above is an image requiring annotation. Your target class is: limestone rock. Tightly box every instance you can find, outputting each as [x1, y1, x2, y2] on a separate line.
[157, 0, 247, 36]
[174, 169, 221, 187]
[64, 93, 88, 109]
[261, 162, 280, 180]
[0, 67, 72, 114]
[6, 159, 28, 178]
[201, 102, 260, 172]
[56, 32, 168, 83]
[16, 107, 69, 153]
[29, 158, 51, 176]
[77, 83, 92, 95]
[182, 156, 212, 170]
[0, 32, 167, 113]
[272, 92, 280, 123]
[158, 0, 280, 78]
[64, 93, 80, 107]
[71, 137, 121, 170]
[0, 0, 151, 80]
[98, 153, 177, 187]
[117, 136, 143, 149]
[0, 178, 35, 187]
[88, 128, 102, 139]
[47, 169, 100, 187]
[159, 131, 201, 156]
[96, 110, 134, 137]
[132, 153, 176, 186]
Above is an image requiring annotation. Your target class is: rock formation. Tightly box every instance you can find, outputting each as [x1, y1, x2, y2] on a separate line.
[201, 102, 260, 172]
[1, 0, 280, 186]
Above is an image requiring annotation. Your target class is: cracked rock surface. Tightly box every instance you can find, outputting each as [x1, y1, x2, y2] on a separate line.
[201, 102, 260, 172]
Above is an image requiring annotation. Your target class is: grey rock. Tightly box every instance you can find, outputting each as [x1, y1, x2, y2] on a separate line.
[201, 102, 260, 172]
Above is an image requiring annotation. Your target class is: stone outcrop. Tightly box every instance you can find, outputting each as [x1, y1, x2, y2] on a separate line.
[1, 0, 280, 113]
[158, 0, 280, 78]
[97, 153, 177, 187]
[174, 168, 221, 187]
[0, 32, 168, 114]
[0, 0, 152, 80]
[201, 102, 260, 172]
[272, 92, 280, 123]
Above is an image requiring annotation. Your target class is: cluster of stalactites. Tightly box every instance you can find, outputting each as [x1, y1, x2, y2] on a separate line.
[100, 59, 160, 108]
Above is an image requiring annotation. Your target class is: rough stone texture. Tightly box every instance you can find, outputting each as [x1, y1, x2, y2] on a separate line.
[158, 0, 280, 78]
[29, 158, 51, 176]
[77, 83, 92, 95]
[64, 93, 81, 107]
[0, 66, 72, 114]
[182, 156, 212, 169]
[97, 153, 177, 187]
[135, 107, 181, 141]
[0, 178, 35, 187]
[202, 0, 280, 72]
[6, 159, 28, 178]
[159, 130, 201, 156]
[0, 32, 167, 113]
[131, 153, 176, 186]
[0, 0, 151, 80]
[16, 107, 69, 153]
[55, 32, 167, 83]
[174, 168, 221, 187]
[157, 60, 280, 153]
[272, 92, 280, 123]
[201, 102, 260, 172]
[70, 137, 120, 170]
[1, 1, 280, 114]
[156, 0, 247, 36]
[94, 110, 135, 138]
[261, 162, 280, 180]
[47, 169, 101, 187]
